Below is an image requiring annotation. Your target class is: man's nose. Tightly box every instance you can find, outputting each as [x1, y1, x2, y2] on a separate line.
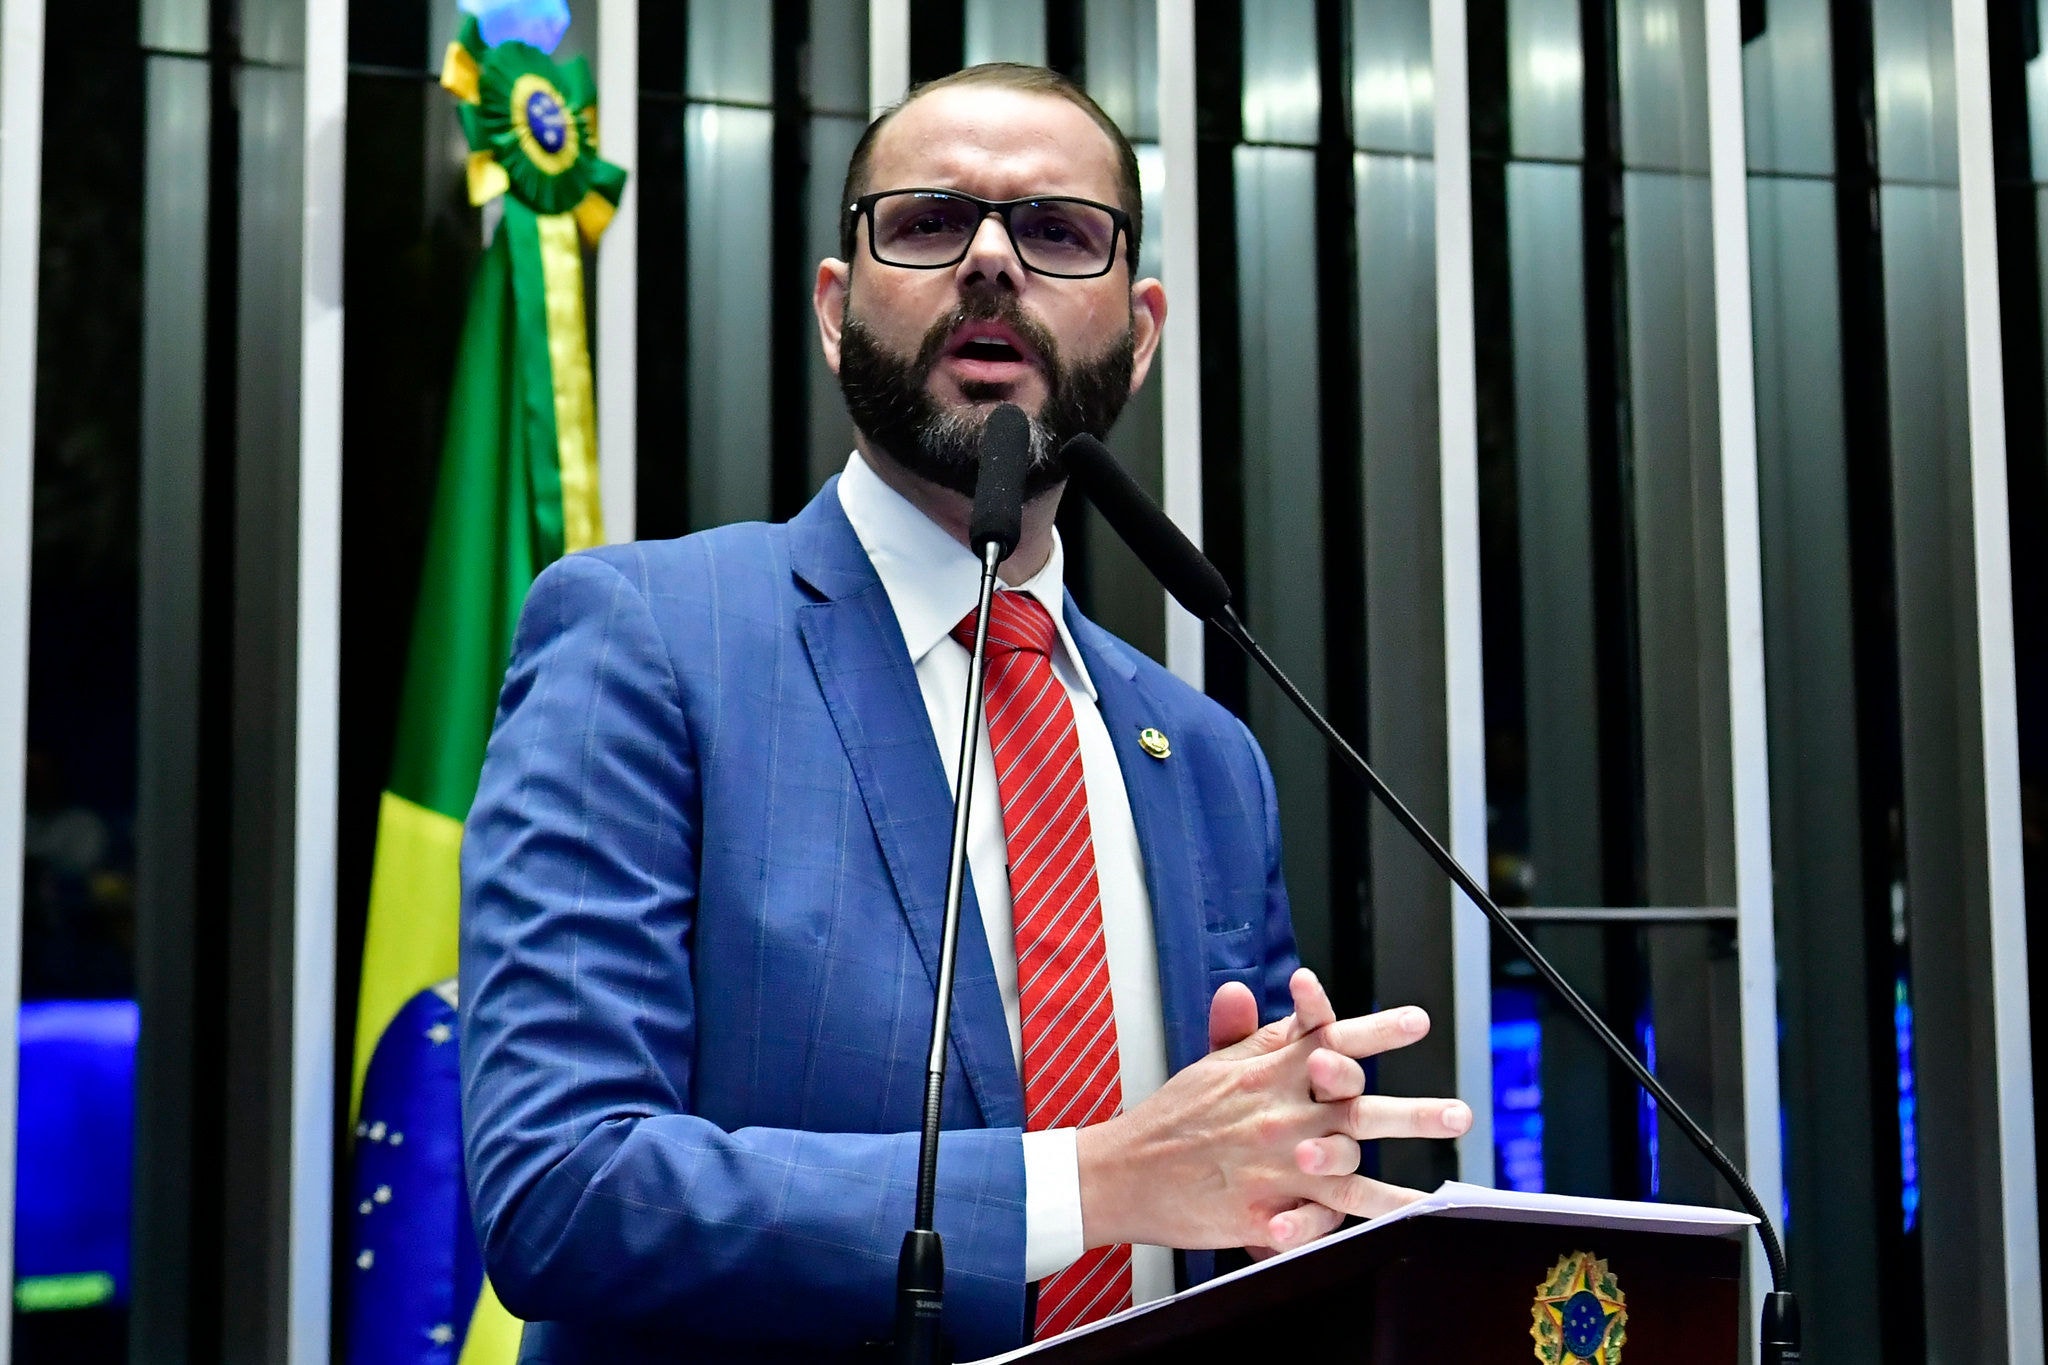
[955, 212, 1022, 289]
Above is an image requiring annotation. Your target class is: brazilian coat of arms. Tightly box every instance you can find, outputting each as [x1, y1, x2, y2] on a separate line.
[1530, 1251, 1629, 1364]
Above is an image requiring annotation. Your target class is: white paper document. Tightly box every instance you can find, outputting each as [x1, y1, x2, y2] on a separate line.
[969, 1182, 1757, 1362]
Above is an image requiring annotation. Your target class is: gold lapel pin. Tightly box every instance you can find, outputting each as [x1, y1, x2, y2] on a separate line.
[1138, 727, 1171, 760]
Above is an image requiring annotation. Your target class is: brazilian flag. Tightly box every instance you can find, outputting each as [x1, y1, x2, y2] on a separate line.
[347, 16, 624, 1363]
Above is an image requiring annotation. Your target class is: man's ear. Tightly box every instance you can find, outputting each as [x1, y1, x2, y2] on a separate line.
[815, 257, 850, 373]
[1126, 276, 1168, 396]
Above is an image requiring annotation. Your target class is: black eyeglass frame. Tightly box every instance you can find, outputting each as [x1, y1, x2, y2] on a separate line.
[840, 188, 1135, 279]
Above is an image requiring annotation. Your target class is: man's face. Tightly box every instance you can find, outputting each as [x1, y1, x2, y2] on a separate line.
[814, 85, 1166, 498]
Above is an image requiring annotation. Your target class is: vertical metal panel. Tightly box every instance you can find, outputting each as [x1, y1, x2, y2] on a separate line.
[1749, 172, 1886, 1362]
[134, 51, 209, 1358]
[598, 0, 639, 541]
[1089, 142, 1168, 664]
[231, 55, 308, 1361]
[1622, 169, 1732, 911]
[292, 0, 346, 1357]
[1427, 0, 1493, 1184]
[1705, 0, 1786, 1320]
[965, 0, 1046, 66]
[685, 105, 775, 530]
[1950, 0, 2045, 1350]
[1240, 0, 1319, 144]
[872, 0, 911, 112]
[1740, 0, 1834, 176]
[811, 0, 870, 116]
[1882, 176, 2016, 1359]
[1618, 0, 1710, 173]
[1508, 0, 1583, 161]
[140, 0, 206, 55]
[686, 1, 773, 104]
[1157, 0, 1204, 686]
[1353, 0, 1432, 156]
[1872, 0, 1958, 186]
[1507, 162, 1604, 906]
[808, 115, 865, 489]
[1084, 0, 1158, 141]
[1235, 144, 1330, 975]
[0, 1, 45, 1357]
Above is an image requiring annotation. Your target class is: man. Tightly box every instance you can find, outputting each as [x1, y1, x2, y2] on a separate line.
[459, 63, 1470, 1363]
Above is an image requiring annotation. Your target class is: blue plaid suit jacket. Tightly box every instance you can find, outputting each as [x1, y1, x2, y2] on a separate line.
[459, 478, 1299, 1362]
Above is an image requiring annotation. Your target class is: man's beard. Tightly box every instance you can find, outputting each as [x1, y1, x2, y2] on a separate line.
[837, 292, 1136, 499]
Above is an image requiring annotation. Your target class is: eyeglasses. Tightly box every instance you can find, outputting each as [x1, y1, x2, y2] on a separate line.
[842, 189, 1131, 279]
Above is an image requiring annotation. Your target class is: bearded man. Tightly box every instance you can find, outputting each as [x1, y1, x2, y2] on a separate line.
[458, 63, 1469, 1364]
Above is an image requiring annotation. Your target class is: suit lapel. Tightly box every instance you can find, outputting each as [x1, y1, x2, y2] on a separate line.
[791, 485, 1024, 1129]
[1065, 603, 1212, 1077]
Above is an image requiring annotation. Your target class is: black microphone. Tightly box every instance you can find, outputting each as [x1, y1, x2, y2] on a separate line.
[1060, 433, 1803, 1365]
[893, 404, 1034, 1365]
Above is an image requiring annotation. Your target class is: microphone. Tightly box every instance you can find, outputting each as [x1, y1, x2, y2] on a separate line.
[1060, 433, 1803, 1365]
[893, 403, 1034, 1365]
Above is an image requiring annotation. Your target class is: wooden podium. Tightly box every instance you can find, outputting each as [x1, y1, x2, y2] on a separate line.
[974, 1184, 1754, 1363]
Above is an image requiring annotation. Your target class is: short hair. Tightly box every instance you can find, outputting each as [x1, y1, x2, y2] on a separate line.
[838, 62, 1144, 272]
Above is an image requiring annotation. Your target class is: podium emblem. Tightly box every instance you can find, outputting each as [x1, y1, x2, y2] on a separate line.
[1531, 1251, 1627, 1364]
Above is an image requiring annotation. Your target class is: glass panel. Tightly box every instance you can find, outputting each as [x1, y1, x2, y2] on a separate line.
[1240, 0, 1319, 145]
[1350, 0, 1432, 156]
[964, 0, 1046, 67]
[1490, 919, 1746, 1207]
[686, 104, 776, 529]
[1083, 0, 1158, 142]
[1078, 143, 1166, 662]
[1741, 0, 1834, 176]
[1508, 0, 1582, 162]
[686, 0, 772, 105]
[1235, 143, 1330, 973]
[808, 114, 865, 491]
[809, 0, 869, 117]
[1616, 0, 1709, 174]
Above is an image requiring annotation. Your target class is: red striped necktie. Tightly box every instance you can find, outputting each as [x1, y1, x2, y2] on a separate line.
[952, 592, 1132, 1337]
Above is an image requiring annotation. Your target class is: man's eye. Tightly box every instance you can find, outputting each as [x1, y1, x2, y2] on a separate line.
[907, 215, 956, 235]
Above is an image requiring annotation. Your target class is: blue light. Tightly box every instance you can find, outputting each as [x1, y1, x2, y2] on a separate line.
[1895, 974, 1920, 1233]
[1491, 987, 1545, 1193]
[1637, 1012, 1660, 1200]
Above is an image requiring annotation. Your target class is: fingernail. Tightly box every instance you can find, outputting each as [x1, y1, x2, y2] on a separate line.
[1404, 1008, 1429, 1033]
[1444, 1103, 1471, 1134]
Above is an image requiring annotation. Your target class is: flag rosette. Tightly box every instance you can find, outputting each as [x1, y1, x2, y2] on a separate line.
[441, 15, 626, 243]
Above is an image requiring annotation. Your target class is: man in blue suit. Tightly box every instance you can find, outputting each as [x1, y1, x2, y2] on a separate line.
[460, 63, 1470, 1362]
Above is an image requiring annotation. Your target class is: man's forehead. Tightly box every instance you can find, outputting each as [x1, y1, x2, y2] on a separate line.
[864, 85, 1123, 203]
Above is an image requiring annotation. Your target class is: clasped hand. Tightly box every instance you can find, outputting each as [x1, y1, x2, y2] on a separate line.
[1075, 968, 1470, 1255]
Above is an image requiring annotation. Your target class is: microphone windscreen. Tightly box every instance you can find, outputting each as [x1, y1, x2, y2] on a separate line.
[969, 403, 1033, 557]
[1060, 434, 1232, 621]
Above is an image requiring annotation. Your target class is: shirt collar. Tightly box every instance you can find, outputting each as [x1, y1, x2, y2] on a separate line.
[838, 449, 1098, 702]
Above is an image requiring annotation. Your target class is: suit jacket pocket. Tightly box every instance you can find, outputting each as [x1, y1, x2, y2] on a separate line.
[1203, 920, 1260, 995]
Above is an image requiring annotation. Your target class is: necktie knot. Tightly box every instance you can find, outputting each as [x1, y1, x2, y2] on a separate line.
[952, 591, 1057, 659]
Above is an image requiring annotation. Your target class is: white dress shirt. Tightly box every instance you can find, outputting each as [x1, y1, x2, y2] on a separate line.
[837, 450, 1176, 1305]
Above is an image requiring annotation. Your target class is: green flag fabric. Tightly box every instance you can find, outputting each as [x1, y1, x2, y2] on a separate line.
[348, 18, 624, 1364]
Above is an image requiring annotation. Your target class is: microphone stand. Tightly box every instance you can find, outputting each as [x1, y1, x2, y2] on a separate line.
[893, 538, 1003, 1365]
[1209, 604, 1801, 1365]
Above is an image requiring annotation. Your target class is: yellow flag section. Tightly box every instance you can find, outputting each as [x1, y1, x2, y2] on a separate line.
[345, 15, 624, 1364]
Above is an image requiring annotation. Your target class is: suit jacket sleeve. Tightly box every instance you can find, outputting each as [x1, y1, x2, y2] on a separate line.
[458, 552, 1028, 1356]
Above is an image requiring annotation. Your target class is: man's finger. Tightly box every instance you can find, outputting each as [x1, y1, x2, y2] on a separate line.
[1335, 1094, 1473, 1142]
[1208, 980, 1260, 1053]
[1287, 967, 1337, 1036]
[1294, 1133, 1362, 1177]
[1306, 1047, 1365, 1103]
[1265, 1199, 1344, 1251]
[1313, 1175, 1428, 1222]
[1316, 1005, 1431, 1060]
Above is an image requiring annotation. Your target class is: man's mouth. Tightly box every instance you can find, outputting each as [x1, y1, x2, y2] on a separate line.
[942, 322, 1040, 382]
